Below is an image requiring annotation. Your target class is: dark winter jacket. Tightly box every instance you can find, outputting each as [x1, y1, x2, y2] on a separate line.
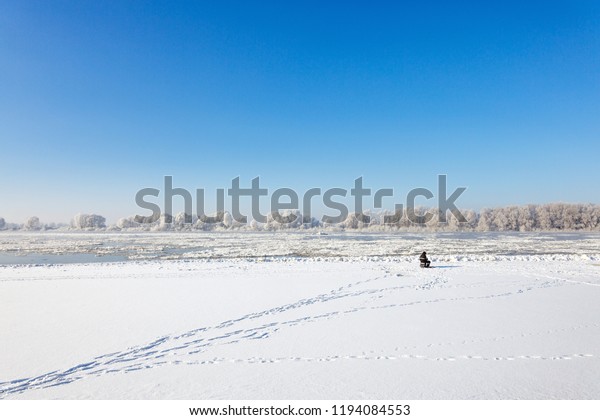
[419, 252, 428, 263]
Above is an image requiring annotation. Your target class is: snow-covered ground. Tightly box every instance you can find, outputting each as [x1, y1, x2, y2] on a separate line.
[1, 232, 599, 399]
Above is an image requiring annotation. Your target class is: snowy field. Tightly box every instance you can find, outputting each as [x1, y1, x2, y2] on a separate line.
[1, 232, 599, 399]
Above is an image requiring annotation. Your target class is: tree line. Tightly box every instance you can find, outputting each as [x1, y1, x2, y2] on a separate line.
[2, 203, 600, 231]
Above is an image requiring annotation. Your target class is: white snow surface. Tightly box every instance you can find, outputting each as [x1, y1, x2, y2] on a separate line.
[0, 232, 599, 399]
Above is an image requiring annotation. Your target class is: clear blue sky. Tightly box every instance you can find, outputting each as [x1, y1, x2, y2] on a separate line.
[1, 1, 599, 223]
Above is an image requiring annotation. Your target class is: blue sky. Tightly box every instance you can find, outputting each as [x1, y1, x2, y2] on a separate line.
[1, 1, 599, 223]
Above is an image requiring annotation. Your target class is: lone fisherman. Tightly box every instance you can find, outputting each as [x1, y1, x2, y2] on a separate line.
[419, 251, 431, 268]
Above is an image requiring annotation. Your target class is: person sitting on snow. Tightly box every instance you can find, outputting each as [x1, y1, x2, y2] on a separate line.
[419, 251, 431, 268]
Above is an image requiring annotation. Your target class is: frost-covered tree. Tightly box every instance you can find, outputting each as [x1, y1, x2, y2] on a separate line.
[535, 205, 553, 230]
[492, 208, 510, 231]
[117, 217, 139, 229]
[71, 214, 106, 229]
[517, 205, 536, 231]
[134, 214, 159, 224]
[446, 208, 477, 231]
[222, 211, 233, 228]
[382, 209, 403, 226]
[561, 204, 580, 230]
[463, 209, 479, 230]
[199, 211, 224, 225]
[588, 205, 600, 230]
[0, 217, 5, 230]
[153, 213, 173, 231]
[342, 213, 370, 229]
[476, 208, 493, 231]
[302, 216, 321, 228]
[265, 210, 302, 230]
[24, 216, 42, 230]
[174, 212, 194, 228]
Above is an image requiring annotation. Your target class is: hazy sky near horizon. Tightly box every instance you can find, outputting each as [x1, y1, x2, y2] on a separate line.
[1, 1, 599, 223]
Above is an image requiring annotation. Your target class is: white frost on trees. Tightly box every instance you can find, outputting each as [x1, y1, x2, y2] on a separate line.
[5, 203, 600, 232]
[71, 214, 106, 229]
[24, 216, 42, 231]
[222, 211, 233, 228]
